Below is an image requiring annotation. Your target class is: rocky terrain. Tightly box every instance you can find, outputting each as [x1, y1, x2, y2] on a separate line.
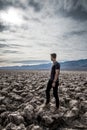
[0, 70, 87, 130]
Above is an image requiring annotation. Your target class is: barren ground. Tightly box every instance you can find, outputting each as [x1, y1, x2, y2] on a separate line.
[0, 70, 87, 130]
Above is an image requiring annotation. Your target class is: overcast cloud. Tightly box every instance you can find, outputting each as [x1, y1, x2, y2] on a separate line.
[0, 0, 87, 66]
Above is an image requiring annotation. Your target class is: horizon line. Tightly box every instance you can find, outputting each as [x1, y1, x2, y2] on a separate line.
[0, 58, 87, 68]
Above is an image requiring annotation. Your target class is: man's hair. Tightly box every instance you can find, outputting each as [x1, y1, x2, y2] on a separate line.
[50, 53, 57, 58]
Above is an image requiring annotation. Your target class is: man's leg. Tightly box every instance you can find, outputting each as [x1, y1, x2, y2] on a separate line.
[53, 81, 59, 109]
[45, 80, 52, 105]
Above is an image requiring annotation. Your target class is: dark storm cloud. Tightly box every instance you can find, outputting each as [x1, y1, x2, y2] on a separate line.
[0, 0, 43, 11]
[0, 0, 25, 10]
[0, 22, 11, 32]
[28, 0, 87, 17]
[0, 22, 6, 31]
[62, 7, 87, 21]
[63, 30, 87, 38]
[26, 0, 87, 14]
[59, 0, 87, 14]
[0, 0, 87, 13]
[0, 0, 87, 20]
[69, 30, 87, 36]
[28, 0, 42, 12]
[0, 0, 11, 10]
[0, 43, 9, 48]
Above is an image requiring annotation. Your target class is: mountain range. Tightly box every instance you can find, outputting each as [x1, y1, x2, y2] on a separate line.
[0, 59, 87, 71]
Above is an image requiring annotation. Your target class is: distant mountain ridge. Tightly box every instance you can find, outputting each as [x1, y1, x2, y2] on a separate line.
[61, 59, 87, 70]
[0, 59, 87, 70]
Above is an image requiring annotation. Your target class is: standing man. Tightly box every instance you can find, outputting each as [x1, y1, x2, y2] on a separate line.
[44, 53, 60, 111]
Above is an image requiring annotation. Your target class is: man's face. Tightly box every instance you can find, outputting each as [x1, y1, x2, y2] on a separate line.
[51, 56, 54, 61]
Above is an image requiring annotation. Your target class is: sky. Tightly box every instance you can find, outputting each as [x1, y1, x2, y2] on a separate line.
[0, 0, 87, 67]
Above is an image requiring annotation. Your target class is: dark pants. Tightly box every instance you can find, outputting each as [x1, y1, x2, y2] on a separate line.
[45, 79, 59, 108]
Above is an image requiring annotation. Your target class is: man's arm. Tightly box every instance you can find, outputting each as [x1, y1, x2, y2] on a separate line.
[52, 69, 60, 87]
[53, 69, 60, 82]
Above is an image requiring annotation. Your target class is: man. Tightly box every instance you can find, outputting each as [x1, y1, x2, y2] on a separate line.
[44, 53, 60, 111]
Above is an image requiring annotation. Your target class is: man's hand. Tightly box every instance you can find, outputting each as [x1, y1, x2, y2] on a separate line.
[52, 82, 56, 87]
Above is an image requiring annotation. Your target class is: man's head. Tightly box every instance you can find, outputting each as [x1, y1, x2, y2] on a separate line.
[50, 53, 57, 61]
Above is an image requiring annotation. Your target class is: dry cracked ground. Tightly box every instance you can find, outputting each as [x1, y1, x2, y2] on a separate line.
[0, 70, 87, 130]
